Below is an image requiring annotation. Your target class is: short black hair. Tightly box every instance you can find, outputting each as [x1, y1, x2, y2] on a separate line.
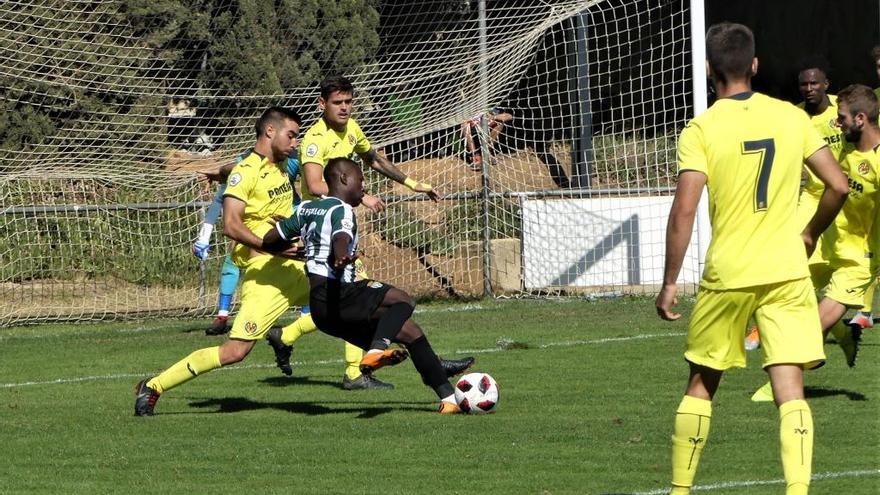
[320, 76, 355, 99]
[796, 55, 831, 80]
[705, 22, 755, 83]
[324, 157, 360, 184]
[838, 84, 879, 124]
[255, 107, 302, 138]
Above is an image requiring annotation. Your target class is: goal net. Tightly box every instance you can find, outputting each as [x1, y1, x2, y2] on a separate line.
[0, 0, 699, 325]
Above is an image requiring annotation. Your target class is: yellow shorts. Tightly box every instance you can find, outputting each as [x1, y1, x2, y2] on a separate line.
[686, 277, 825, 370]
[228, 255, 310, 341]
[810, 259, 873, 308]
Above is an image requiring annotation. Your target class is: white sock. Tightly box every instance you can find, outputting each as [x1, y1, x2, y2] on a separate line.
[197, 223, 214, 244]
[441, 394, 456, 404]
[217, 310, 229, 317]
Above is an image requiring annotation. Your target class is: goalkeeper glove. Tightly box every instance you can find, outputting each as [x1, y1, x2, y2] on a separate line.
[192, 240, 211, 261]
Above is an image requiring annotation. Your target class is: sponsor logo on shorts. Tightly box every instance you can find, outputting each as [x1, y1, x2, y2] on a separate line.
[244, 321, 258, 335]
[306, 143, 318, 157]
[367, 281, 384, 289]
[229, 173, 242, 187]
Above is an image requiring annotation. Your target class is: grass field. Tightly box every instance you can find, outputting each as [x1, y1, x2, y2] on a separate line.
[1, 297, 878, 494]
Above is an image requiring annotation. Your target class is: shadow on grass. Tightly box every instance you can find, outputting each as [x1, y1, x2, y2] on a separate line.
[259, 375, 340, 388]
[186, 397, 432, 418]
[804, 385, 868, 401]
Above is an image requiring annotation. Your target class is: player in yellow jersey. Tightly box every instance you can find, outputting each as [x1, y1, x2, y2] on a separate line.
[745, 58, 845, 350]
[266, 75, 469, 390]
[655, 23, 848, 495]
[850, 46, 880, 329]
[828, 84, 880, 339]
[134, 107, 312, 416]
[751, 85, 879, 401]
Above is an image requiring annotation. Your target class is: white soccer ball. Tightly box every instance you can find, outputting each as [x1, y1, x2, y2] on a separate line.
[454, 372, 499, 414]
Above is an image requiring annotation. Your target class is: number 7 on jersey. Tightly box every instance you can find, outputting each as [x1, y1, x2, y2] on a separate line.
[742, 138, 776, 211]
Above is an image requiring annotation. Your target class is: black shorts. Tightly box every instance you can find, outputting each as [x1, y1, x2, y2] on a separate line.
[308, 275, 393, 349]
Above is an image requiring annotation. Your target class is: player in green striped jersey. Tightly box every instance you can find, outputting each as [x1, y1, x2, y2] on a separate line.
[263, 158, 472, 414]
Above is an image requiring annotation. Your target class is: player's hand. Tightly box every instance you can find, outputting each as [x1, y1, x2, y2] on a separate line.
[655, 283, 681, 321]
[333, 252, 359, 269]
[801, 232, 817, 257]
[197, 168, 224, 183]
[274, 243, 306, 261]
[361, 194, 386, 213]
[191, 240, 210, 261]
[416, 184, 441, 202]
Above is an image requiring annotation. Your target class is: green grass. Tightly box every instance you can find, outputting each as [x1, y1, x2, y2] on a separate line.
[0, 297, 877, 494]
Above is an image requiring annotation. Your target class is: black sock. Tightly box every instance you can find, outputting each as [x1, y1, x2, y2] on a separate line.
[371, 302, 413, 350]
[405, 336, 453, 398]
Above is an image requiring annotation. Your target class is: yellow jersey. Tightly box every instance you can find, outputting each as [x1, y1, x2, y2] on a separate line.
[299, 117, 371, 201]
[678, 92, 827, 290]
[821, 144, 880, 264]
[223, 150, 295, 265]
[797, 95, 844, 201]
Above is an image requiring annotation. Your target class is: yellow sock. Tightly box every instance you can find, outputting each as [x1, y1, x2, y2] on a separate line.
[147, 346, 221, 394]
[344, 342, 363, 380]
[779, 399, 813, 495]
[280, 313, 317, 345]
[671, 395, 712, 493]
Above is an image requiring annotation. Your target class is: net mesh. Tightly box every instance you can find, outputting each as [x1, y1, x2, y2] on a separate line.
[0, 0, 698, 325]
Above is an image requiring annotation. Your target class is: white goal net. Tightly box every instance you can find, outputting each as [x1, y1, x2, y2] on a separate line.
[0, 0, 699, 325]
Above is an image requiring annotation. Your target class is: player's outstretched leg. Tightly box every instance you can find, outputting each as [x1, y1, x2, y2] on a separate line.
[393, 319, 462, 414]
[134, 345, 223, 416]
[359, 288, 414, 374]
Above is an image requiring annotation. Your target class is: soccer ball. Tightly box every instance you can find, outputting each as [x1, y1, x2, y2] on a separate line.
[454, 372, 499, 414]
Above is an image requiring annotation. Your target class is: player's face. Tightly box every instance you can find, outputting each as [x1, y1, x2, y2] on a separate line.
[270, 119, 300, 162]
[320, 91, 354, 128]
[346, 169, 365, 206]
[798, 69, 828, 105]
[837, 101, 863, 143]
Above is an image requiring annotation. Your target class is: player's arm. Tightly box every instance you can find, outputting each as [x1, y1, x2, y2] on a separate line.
[802, 146, 848, 255]
[261, 215, 303, 259]
[656, 170, 706, 321]
[302, 161, 329, 197]
[331, 232, 358, 269]
[221, 196, 265, 251]
[360, 148, 440, 202]
[198, 161, 237, 183]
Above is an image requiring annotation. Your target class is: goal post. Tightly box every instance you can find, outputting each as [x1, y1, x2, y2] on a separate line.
[0, 0, 701, 325]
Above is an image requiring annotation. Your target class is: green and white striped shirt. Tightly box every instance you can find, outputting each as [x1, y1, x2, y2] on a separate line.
[275, 197, 358, 281]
